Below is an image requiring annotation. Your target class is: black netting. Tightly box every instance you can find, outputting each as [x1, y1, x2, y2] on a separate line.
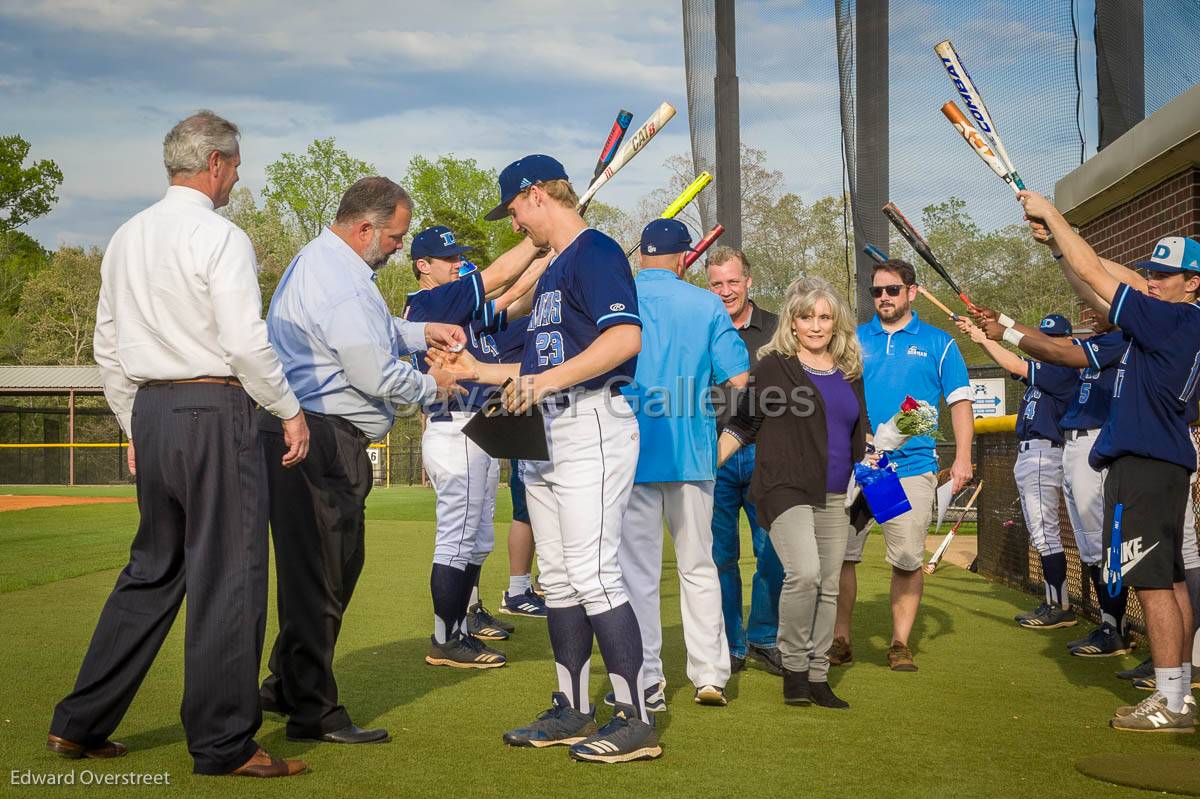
[1144, 0, 1200, 117]
[682, 0, 718, 234]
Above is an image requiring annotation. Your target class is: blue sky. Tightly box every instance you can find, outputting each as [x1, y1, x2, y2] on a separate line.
[2, 1, 1101, 250]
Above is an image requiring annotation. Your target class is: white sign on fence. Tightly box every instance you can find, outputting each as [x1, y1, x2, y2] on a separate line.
[970, 378, 1006, 417]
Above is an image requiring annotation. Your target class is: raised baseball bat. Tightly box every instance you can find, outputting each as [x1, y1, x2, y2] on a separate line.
[882, 201, 977, 309]
[683, 224, 725, 269]
[941, 102, 1021, 195]
[935, 40, 1023, 188]
[624, 172, 714, 257]
[579, 109, 634, 215]
[918, 285, 959, 320]
[863, 243, 888, 263]
[576, 101, 676, 210]
[926, 480, 984, 574]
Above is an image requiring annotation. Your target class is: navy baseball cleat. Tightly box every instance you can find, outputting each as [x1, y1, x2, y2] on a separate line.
[1017, 604, 1076, 629]
[1068, 624, 1131, 657]
[502, 693, 598, 748]
[425, 635, 506, 669]
[499, 589, 548, 618]
[467, 604, 512, 639]
[568, 704, 662, 763]
[603, 681, 667, 713]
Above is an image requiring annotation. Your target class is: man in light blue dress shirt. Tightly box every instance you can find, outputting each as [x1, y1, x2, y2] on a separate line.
[617, 219, 750, 711]
[258, 176, 465, 745]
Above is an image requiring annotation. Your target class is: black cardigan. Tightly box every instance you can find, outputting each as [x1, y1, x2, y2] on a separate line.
[724, 351, 870, 529]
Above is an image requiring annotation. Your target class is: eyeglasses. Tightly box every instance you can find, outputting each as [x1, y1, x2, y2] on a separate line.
[870, 285, 905, 298]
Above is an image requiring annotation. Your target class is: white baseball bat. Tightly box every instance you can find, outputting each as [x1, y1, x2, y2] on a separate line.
[576, 101, 675, 210]
[935, 39, 1024, 189]
[926, 481, 984, 574]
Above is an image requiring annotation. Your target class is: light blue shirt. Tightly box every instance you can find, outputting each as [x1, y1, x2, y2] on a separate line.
[267, 228, 435, 441]
[624, 268, 750, 483]
[858, 311, 971, 477]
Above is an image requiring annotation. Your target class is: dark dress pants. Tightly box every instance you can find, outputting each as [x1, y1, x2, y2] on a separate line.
[49, 382, 268, 775]
[258, 410, 372, 738]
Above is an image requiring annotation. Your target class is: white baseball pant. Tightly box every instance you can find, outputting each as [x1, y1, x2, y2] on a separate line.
[1061, 430, 1105, 565]
[1013, 440, 1064, 556]
[422, 412, 498, 569]
[522, 390, 639, 615]
[618, 481, 730, 689]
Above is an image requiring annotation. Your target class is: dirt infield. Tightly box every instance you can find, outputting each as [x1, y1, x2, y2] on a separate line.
[0, 495, 136, 512]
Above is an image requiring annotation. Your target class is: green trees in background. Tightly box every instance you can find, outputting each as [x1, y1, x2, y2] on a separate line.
[0, 135, 63, 235]
[262, 137, 375, 242]
[13, 247, 102, 365]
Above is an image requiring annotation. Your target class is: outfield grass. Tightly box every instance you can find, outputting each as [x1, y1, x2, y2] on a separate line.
[0, 485, 1193, 797]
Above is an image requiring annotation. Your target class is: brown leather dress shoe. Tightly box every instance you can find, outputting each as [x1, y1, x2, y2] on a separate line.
[230, 748, 307, 778]
[46, 734, 128, 760]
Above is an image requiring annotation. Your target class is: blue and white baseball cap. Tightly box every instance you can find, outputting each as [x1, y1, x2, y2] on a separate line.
[410, 226, 473, 261]
[640, 219, 693, 255]
[1039, 313, 1072, 337]
[484, 154, 570, 221]
[1136, 236, 1200, 275]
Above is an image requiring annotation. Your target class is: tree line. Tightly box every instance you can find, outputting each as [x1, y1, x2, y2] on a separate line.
[0, 134, 1075, 369]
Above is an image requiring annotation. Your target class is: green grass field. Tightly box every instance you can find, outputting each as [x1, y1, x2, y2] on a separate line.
[0, 485, 1194, 797]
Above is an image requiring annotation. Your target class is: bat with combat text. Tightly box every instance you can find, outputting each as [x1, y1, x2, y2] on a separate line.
[935, 39, 1025, 193]
[576, 101, 676, 210]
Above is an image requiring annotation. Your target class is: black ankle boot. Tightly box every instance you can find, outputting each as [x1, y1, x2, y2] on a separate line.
[809, 680, 849, 709]
[783, 668, 811, 705]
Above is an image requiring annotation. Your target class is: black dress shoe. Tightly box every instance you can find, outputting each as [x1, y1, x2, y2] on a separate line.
[747, 643, 784, 676]
[730, 654, 746, 673]
[809, 681, 849, 709]
[289, 724, 391, 744]
[783, 668, 810, 705]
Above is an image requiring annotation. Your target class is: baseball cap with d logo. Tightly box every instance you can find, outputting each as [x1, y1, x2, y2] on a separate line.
[1136, 236, 1200, 275]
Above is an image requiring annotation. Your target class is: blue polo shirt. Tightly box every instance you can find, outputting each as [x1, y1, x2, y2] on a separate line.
[858, 312, 971, 477]
[623, 269, 749, 483]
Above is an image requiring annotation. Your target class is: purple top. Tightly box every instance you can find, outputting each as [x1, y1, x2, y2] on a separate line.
[807, 368, 860, 493]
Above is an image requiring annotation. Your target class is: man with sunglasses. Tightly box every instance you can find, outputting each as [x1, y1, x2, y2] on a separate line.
[836, 259, 974, 672]
[403, 225, 546, 669]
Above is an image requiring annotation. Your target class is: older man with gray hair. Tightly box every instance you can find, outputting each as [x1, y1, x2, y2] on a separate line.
[258, 176, 466, 745]
[48, 110, 310, 778]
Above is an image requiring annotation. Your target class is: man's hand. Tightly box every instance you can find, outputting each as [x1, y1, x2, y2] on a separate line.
[1019, 190, 1061, 234]
[950, 455, 973, 494]
[425, 323, 467, 352]
[426, 348, 479, 382]
[281, 410, 310, 468]
[502, 374, 558, 414]
[126, 439, 136, 477]
[955, 317, 988, 345]
[969, 304, 997, 325]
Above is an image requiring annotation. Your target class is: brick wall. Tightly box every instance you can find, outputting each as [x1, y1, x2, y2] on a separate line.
[1077, 166, 1200, 265]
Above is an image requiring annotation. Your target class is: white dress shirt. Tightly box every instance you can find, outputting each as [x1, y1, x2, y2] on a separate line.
[93, 186, 300, 436]
[266, 227, 436, 441]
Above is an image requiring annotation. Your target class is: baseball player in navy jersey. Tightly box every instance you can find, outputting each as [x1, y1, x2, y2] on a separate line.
[958, 314, 1080, 629]
[403, 226, 544, 669]
[1022, 189, 1199, 732]
[429, 154, 657, 762]
[969, 305, 1134, 656]
[612, 219, 749, 711]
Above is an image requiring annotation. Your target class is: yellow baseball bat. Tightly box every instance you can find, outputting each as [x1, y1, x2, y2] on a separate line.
[662, 172, 713, 219]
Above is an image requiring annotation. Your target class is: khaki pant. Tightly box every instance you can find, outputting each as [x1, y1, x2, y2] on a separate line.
[844, 472, 937, 571]
[768, 494, 850, 680]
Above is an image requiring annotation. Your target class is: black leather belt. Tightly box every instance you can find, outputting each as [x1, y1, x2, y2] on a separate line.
[1018, 439, 1063, 452]
[1064, 428, 1095, 441]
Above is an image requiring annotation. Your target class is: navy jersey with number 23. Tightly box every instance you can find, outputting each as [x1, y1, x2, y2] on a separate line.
[520, 228, 642, 391]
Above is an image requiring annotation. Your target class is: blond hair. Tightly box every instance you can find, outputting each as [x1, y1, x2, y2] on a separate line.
[759, 276, 863, 380]
[536, 179, 578, 209]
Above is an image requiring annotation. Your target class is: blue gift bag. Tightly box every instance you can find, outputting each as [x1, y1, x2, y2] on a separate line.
[853, 454, 912, 524]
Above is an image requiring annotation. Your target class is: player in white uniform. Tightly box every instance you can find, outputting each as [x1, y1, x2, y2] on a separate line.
[404, 226, 543, 668]
[430, 155, 659, 763]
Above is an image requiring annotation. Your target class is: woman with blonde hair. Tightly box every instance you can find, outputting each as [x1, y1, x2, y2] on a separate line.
[717, 276, 871, 709]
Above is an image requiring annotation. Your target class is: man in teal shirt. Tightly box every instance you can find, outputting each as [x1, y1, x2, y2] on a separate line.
[617, 219, 750, 710]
